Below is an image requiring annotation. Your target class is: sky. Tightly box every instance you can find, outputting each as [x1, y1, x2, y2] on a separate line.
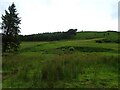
[0, 0, 119, 35]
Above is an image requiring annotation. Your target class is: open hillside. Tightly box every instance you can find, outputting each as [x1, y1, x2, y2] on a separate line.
[20, 31, 120, 43]
[74, 31, 119, 40]
[2, 31, 119, 88]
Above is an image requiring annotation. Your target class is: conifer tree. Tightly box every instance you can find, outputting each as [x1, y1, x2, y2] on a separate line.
[1, 3, 21, 52]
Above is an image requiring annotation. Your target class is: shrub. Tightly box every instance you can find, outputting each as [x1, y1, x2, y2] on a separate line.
[62, 48, 65, 51]
[96, 39, 111, 43]
[69, 47, 75, 51]
[96, 40, 102, 43]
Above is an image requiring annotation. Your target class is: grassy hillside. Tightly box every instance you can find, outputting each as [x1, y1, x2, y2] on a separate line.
[74, 31, 119, 40]
[2, 32, 119, 88]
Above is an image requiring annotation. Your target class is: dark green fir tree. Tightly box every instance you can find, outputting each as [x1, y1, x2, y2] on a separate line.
[1, 3, 21, 52]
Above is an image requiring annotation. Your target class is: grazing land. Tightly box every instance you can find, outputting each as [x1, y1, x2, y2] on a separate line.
[2, 31, 119, 88]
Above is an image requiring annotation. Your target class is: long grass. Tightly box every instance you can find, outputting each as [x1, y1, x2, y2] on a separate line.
[3, 52, 118, 88]
[2, 38, 119, 88]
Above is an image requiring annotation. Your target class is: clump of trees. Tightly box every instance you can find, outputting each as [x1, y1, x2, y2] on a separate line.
[20, 29, 77, 41]
[1, 3, 21, 52]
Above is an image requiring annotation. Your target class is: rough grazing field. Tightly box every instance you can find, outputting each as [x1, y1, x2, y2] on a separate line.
[2, 37, 119, 88]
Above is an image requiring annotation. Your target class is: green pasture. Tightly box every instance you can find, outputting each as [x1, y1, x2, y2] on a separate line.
[2, 36, 119, 88]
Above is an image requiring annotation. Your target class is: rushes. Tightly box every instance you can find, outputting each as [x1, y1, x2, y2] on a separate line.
[41, 53, 118, 83]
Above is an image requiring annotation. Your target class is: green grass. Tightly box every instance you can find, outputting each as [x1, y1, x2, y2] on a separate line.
[2, 32, 119, 88]
[74, 31, 119, 40]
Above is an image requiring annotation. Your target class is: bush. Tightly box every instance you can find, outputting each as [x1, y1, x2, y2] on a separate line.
[96, 40, 103, 43]
[96, 39, 111, 43]
[114, 39, 120, 43]
[69, 47, 75, 51]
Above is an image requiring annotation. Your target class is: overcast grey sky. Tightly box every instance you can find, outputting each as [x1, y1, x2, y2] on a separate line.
[0, 0, 119, 35]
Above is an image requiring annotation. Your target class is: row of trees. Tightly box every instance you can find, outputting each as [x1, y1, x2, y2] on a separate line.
[20, 29, 77, 41]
